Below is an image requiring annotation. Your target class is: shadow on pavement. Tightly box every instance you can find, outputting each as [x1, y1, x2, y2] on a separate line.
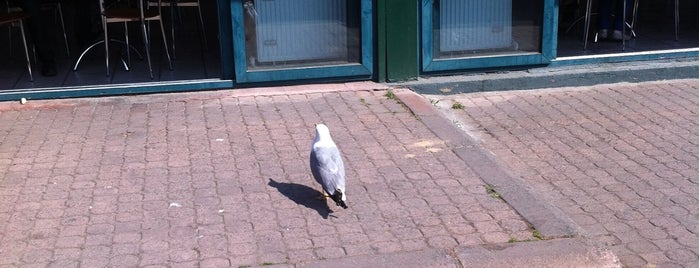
[268, 178, 334, 219]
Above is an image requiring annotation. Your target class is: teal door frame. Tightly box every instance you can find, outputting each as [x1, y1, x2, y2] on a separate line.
[230, 0, 374, 83]
[218, 0, 235, 80]
[420, 0, 557, 72]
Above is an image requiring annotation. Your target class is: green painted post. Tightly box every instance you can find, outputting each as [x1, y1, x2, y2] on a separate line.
[376, 0, 387, 82]
[381, 0, 419, 82]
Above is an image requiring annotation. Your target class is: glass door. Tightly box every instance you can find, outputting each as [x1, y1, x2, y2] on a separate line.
[231, 0, 373, 83]
[421, 0, 557, 72]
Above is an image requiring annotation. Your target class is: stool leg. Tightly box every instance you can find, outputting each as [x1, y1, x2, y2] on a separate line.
[103, 17, 110, 77]
[19, 21, 33, 81]
[196, 0, 207, 50]
[622, 0, 626, 50]
[141, 20, 153, 79]
[584, 0, 592, 50]
[56, 3, 69, 56]
[674, 0, 679, 41]
[159, 19, 173, 70]
[628, 0, 639, 38]
[124, 22, 132, 68]
[170, 1, 176, 59]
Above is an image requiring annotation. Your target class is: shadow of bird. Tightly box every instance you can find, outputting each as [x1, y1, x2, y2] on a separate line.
[268, 178, 333, 219]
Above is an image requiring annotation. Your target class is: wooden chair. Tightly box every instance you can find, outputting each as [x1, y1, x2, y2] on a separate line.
[147, 0, 206, 58]
[0, 11, 33, 81]
[100, 0, 172, 79]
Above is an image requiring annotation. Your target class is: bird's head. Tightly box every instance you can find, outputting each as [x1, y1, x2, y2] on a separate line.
[314, 123, 331, 140]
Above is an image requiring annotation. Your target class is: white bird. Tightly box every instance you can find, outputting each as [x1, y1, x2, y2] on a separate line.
[310, 123, 347, 209]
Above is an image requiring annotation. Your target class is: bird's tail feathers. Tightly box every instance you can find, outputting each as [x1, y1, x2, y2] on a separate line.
[337, 200, 348, 209]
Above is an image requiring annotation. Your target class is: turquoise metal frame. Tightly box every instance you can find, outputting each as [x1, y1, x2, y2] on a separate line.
[0, 0, 236, 102]
[230, 0, 374, 83]
[218, 0, 235, 79]
[0, 80, 235, 102]
[421, 0, 557, 72]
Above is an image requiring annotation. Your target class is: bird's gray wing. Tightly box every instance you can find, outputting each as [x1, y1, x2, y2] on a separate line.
[309, 150, 324, 186]
[310, 146, 345, 195]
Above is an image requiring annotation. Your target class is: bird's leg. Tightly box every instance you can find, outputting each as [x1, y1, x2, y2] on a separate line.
[315, 188, 330, 200]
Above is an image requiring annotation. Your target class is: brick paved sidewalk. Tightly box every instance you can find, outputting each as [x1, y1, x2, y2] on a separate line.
[0, 83, 548, 267]
[428, 79, 699, 268]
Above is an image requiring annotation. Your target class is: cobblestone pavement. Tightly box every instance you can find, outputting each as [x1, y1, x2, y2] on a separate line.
[428, 79, 699, 268]
[0, 84, 536, 267]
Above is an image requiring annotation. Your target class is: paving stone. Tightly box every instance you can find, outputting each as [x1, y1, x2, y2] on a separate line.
[426, 79, 699, 268]
[0, 82, 630, 267]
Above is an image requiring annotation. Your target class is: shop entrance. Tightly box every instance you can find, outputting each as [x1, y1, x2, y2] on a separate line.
[0, 0, 223, 93]
[231, 0, 374, 83]
[558, 0, 699, 57]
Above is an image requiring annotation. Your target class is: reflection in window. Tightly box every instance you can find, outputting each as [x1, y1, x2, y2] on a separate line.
[433, 0, 542, 59]
[244, 0, 361, 70]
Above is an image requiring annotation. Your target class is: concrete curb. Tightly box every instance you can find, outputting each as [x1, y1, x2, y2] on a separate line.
[299, 248, 459, 268]
[401, 57, 699, 95]
[297, 238, 620, 268]
[453, 238, 621, 268]
[391, 88, 583, 239]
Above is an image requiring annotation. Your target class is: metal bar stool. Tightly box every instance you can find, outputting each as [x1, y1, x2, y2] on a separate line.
[74, 0, 173, 79]
[4, 0, 70, 57]
[583, 0, 635, 51]
[41, 0, 70, 56]
[0, 11, 33, 81]
[147, 0, 206, 59]
[629, 0, 679, 41]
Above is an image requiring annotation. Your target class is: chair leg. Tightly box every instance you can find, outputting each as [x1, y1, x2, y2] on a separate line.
[622, 0, 626, 51]
[674, 0, 679, 41]
[159, 20, 173, 70]
[629, 0, 639, 38]
[140, 21, 154, 79]
[124, 22, 132, 67]
[583, 0, 592, 50]
[103, 18, 110, 77]
[196, 1, 207, 49]
[170, 3, 176, 59]
[56, 2, 69, 56]
[19, 20, 33, 82]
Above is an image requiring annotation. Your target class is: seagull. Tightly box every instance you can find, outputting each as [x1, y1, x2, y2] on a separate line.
[310, 123, 348, 209]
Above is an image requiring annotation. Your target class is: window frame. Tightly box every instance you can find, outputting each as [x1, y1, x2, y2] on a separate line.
[420, 0, 557, 72]
[230, 0, 374, 83]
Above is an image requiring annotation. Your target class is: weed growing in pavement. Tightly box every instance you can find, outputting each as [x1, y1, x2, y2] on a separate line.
[509, 235, 544, 243]
[385, 90, 396, 100]
[382, 89, 416, 118]
[485, 184, 502, 199]
[451, 101, 465, 109]
[532, 230, 544, 240]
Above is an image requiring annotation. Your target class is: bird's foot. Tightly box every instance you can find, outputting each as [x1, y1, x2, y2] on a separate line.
[315, 193, 330, 200]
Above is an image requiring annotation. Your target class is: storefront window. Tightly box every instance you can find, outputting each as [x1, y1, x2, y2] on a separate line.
[431, 0, 543, 59]
[242, 0, 361, 70]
